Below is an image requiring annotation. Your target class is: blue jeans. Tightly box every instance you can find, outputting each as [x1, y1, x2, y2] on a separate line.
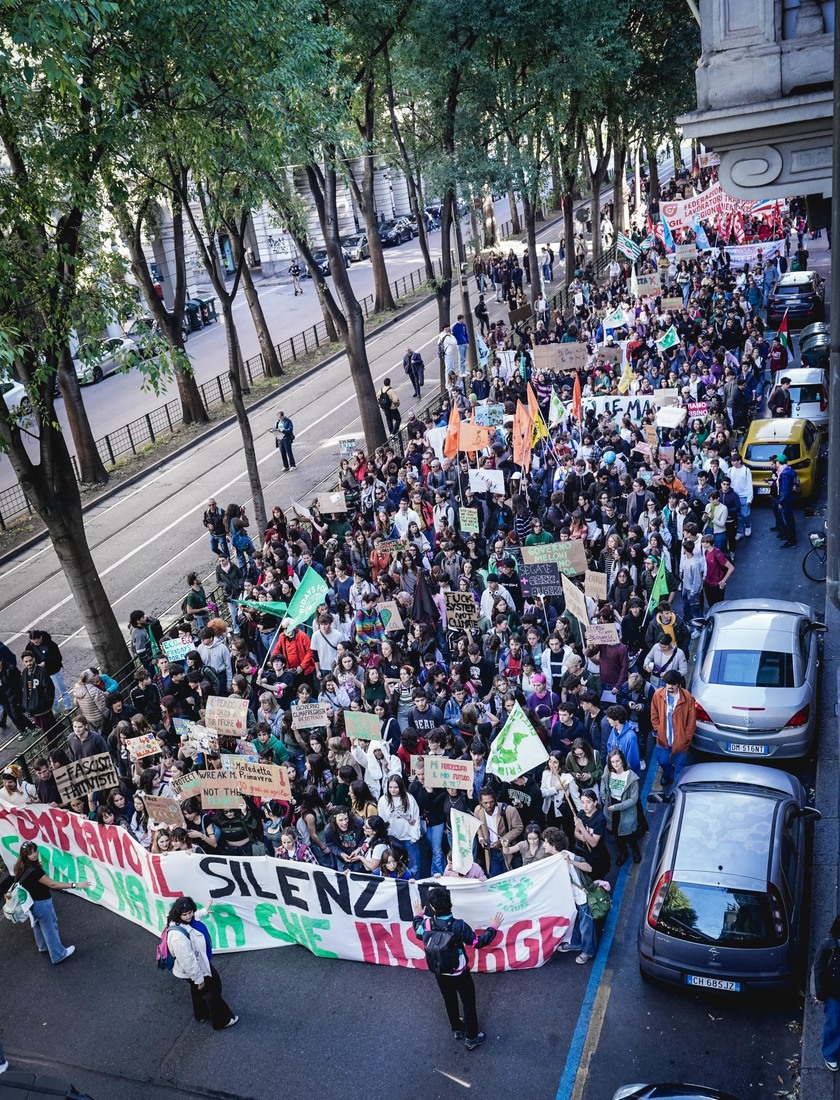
[427, 823, 446, 876]
[50, 671, 72, 710]
[404, 839, 422, 879]
[823, 998, 840, 1063]
[210, 533, 230, 558]
[569, 902, 599, 957]
[653, 744, 689, 790]
[457, 343, 467, 372]
[737, 496, 751, 535]
[30, 898, 71, 963]
[713, 532, 727, 551]
[682, 592, 703, 623]
[487, 848, 507, 878]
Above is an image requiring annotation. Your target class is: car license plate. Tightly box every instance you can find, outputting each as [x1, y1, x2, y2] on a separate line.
[756, 486, 771, 495]
[728, 742, 768, 754]
[686, 975, 741, 991]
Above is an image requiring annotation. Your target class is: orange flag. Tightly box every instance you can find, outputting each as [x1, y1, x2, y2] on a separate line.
[571, 373, 582, 424]
[444, 401, 461, 458]
[526, 382, 541, 420]
[459, 410, 495, 453]
[512, 400, 533, 473]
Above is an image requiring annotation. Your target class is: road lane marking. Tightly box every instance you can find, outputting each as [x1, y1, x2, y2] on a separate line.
[435, 1069, 471, 1088]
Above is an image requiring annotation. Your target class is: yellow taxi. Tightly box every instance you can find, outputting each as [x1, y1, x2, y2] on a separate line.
[742, 417, 821, 500]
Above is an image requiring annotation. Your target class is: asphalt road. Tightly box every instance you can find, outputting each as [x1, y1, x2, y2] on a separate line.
[0, 509, 827, 1100]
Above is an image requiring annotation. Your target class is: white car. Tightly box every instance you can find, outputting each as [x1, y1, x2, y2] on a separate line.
[784, 367, 828, 431]
[72, 336, 135, 384]
[1, 377, 31, 418]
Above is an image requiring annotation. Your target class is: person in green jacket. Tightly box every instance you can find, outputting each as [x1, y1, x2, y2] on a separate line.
[250, 724, 290, 765]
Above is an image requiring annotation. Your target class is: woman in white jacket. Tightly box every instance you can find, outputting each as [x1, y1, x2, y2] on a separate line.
[350, 739, 401, 799]
[376, 775, 422, 878]
[166, 897, 237, 1030]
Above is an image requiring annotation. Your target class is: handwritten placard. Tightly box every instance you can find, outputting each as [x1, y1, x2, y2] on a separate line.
[162, 639, 194, 662]
[562, 573, 590, 627]
[444, 591, 479, 630]
[584, 570, 608, 602]
[586, 623, 620, 646]
[170, 772, 202, 801]
[458, 507, 479, 534]
[474, 403, 504, 427]
[377, 600, 404, 633]
[205, 696, 249, 738]
[687, 401, 709, 420]
[141, 794, 186, 828]
[54, 753, 118, 804]
[644, 424, 659, 447]
[553, 343, 590, 372]
[291, 702, 330, 730]
[233, 759, 292, 801]
[125, 732, 161, 760]
[199, 770, 245, 810]
[468, 468, 505, 496]
[344, 711, 381, 741]
[377, 539, 406, 554]
[520, 560, 562, 599]
[338, 438, 358, 456]
[675, 243, 697, 262]
[635, 273, 660, 296]
[598, 346, 623, 365]
[425, 756, 475, 791]
[661, 297, 683, 312]
[317, 491, 347, 514]
[521, 539, 587, 576]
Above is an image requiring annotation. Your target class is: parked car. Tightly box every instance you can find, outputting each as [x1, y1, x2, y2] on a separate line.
[394, 214, 417, 238]
[309, 246, 351, 276]
[125, 314, 190, 348]
[742, 417, 820, 500]
[1, 377, 31, 418]
[341, 233, 369, 262]
[612, 1087, 741, 1100]
[688, 599, 825, 759]
[767, 270, 825, 330]
[783, 367, 828, 431]
[638, 762, 820, 993]
[72, 336, 136, 384]
[378, 219, 412, 246]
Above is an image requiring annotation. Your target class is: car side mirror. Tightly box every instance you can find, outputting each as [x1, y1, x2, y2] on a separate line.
[690, 618, 709, 631]
[647, 792, 669, 806]
[798, 807, 822, 823]
[809, 623, 828, 634]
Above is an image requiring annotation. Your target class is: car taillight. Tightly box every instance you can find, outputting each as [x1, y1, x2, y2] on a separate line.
[647, 871, 672, 929]
[767, 883, 788, 943]
[787, 704, 810, 728]
[820, 390, 827, 412]
[695, 701, 712, 723]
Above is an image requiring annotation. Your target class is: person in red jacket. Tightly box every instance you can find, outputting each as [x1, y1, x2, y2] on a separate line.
[650, 671, 697, 793]
[272, 623, 316, 691]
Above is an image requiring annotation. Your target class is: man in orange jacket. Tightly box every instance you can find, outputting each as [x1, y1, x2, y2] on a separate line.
[272, 623, 316, 691]
[650, 670, 697, 793]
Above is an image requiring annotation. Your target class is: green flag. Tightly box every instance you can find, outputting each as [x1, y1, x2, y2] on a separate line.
[549, 389, 566, 427]
[604, 306, 624, 329]
[235, 599, 288, 617]
[616, 230, 641, 261]
[450, 808, 481, 875]
[646, 556, 670, 615]
[284, 568, 329, 628]
[656, 325, 679, 352]
[487, 701, 548, 782]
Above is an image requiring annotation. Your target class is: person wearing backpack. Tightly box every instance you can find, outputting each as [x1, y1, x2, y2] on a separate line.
[402, 347, 424, 400]
[162, 896, 238, 1030]
[811, 914, 840, 1071]
[412, 885, 504, 1051]
[9, 841, 90, 964]
[377, 377, 401, 435]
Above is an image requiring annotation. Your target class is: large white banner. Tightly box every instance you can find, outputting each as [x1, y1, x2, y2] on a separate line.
[0, 806, 575, 970]
[722, 240, 784, 266]
[583, 394, 659, 424]
[659, 183, 738, 232]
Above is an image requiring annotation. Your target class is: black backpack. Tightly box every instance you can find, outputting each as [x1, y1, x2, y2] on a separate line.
[378, 389, 391, 411]
[828, 942, 840, 987]
[423, 917, 462, 974]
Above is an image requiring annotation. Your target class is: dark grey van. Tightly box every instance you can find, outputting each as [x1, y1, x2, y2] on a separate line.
[638, 763, 819, 992]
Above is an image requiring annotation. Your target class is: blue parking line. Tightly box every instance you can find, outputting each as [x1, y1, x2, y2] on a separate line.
[555, 761, 659, 1100]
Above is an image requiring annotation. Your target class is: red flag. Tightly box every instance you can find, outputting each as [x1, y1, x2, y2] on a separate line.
[646, 213, 654, 236]
[444, 401, 461, 459]
[733, 210, 745, 244]
[772, 200, 784, 237]
[571, 374, 582, 424]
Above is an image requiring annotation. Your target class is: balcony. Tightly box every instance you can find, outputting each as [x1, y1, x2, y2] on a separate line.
[679, 0, 833, 199]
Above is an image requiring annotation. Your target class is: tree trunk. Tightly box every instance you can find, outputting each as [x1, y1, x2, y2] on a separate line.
[590, 179, 603, 268]
[435, 191, 455, 340]
[508, 190, 521, 236]
[551, 154, 562, 211]
[671, 129, 683, 170]
[1, 411, 129, 673]
[613, 145, 627, 234]
[360, 155, 396, 313]
[564, 187, 576, 287]
[468, 201, 481, 255]
[226, 221, 282, 378]
[521, 190, 539, 308]
[57, 347, 109, 484]
[220, 298, 267, 534]
[315, 280, 340, 343]
[647, 144, 660, 205]
[482, 189, 498, 247]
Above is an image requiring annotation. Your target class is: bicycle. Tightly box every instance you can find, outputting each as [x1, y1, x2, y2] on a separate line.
[802, 531, 827, 582]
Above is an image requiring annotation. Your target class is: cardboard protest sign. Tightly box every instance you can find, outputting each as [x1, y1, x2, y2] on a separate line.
[584, 570, 608, 602]
[474, 403, 505, 428]
[468, 468, 505, 496]
[426, 756, 474, 791]
[553, 344, 590, 372]
[598, 346, 623, 365]
[660, 444, 675, 465]
[661, 297, 684, 312]
[316, 491, 347, 514]
[142, 795, 186, 828]
[291, 702, 330, 730]
[53, 753, 119, 804]
[561, 573, 590, 627]
[170, 772, 202, 801]
[205, 697, 249, 739]
[199, 770, 245, 810]
[644, 424, 659, 447]
[508, 304, 531, 325]
[635, 273, 660, 295]
[651, 388, 679, 406]
[487, 701, 548, 781]
[291, 499, 313, 522]
[450, 808, 481, 875]
[344, 711, 381, 741]
[444, 591, 479, 630]
[338, 438, 358, 457]
[655, 404, 687, 429]
[582, 394, 658, 425]
[633, 441, 652, 457]
[221, 753, 256, 770]
[521, 539, 587, 576]
[0, 805, 577, 969]
[675, 243, 697, 262]
[585, 623, 620, 646]
[233, 759, 292, 801]
[183, 723, 219, 754]
[520, 560, 563, 599]
[162, 639, 194, 662]
[125, 732, 161, 760]
[377, 539, 406, 554]
[458, 507, 480, 534]
[687, 401, 709, 420]
[697, 151, 720, 169]
[377, 600, 404, 633]
[532, 345, 559, 373]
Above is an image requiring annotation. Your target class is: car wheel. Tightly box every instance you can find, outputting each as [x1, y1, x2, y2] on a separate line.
[345, 256, 351, 268]
[181, 327, 189, 344]
[92, 365, 104, 383]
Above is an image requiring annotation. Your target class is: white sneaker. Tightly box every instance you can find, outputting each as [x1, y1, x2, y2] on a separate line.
[735, 532, 743, 541]
[224, 1015, 239, 1028]
[0, 1061, 9, 1073]
[745, 527, 752, 537]
[640, 760, 647, 771]
[56, 945, 75, 964]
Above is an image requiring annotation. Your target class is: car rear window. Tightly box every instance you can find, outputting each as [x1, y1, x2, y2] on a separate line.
[708, 649, 795, 687]
[658, 882, 778, 948]
[745, 443, 800, 462]
[789, 385, 824, 405]
[776, 282, 815, 296]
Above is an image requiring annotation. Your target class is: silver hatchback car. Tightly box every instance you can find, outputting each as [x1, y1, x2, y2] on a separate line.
[638, 763, 819, 993]
[689, 599, 825, 760]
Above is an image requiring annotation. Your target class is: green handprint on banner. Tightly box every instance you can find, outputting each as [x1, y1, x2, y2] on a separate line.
[488, 876, 533, 912]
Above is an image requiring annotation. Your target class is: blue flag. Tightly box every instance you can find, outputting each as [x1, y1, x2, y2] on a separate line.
[661, 214, 675, 253]
[692, 216, 710, 251]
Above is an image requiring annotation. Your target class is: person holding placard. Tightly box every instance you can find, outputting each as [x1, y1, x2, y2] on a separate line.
[165, 897, 237, 1030]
